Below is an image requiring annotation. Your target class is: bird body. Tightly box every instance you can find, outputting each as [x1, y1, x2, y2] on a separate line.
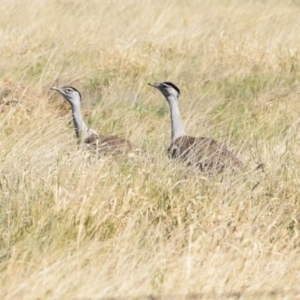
[51, 86, 138, 155]
[148, 82, 244, 172]
[84, 133, 136, 155]
[168, 135, 243, 173]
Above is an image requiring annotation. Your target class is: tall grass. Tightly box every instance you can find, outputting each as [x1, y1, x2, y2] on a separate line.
[1, 0, 300, 298]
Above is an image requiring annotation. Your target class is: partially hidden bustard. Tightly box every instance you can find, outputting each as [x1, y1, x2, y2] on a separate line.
[148, 82, 244, 173]
[51, 86, 139, 155]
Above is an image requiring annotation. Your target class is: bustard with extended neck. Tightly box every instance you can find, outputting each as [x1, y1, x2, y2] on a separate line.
[51, 86, 138, 155]
[148, 82, 244, 173]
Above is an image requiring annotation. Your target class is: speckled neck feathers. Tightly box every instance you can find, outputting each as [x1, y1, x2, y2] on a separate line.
[166, 94, 187, 142]
[70, 101, 89, 141]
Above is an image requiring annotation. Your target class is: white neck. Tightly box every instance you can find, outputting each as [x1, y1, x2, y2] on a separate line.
[71, 103, 89, 141]
[167, 94, 186, 142]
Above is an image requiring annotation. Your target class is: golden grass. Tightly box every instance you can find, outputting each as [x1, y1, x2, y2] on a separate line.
[1, 0, 300, 299]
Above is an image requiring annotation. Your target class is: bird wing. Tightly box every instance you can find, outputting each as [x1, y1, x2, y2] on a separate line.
[84, 134, 136, 155]
[168, 136, 244, 172]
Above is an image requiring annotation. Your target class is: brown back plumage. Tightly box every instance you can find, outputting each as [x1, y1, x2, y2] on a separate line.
[168, 135, 244, 173]
[84, 133, 138, 156]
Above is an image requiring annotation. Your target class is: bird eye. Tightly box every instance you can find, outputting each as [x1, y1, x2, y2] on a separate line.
[161, 84, 167, 89]
[66, 88, 72, 93]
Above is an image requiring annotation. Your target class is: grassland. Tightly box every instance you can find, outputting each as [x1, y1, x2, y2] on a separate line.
[1, 0, 300, 299]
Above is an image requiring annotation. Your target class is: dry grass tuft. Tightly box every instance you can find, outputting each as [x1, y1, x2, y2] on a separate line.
[1, 0, 300, 299]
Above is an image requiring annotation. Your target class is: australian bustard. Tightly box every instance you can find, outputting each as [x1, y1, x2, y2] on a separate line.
[148, 82, 244, 173]
[51, 86, 138, 155]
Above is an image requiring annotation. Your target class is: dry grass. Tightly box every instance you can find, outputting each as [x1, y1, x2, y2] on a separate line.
[1, 0, 300, 299]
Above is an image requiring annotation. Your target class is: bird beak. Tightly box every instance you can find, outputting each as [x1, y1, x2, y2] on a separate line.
[148, 82, 160, 88]
[50, 86, 59, 91]
[50, 87, 65, 96]
[50, 87, 66, 99]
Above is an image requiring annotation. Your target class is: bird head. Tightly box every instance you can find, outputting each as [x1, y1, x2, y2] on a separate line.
[50, 86, 82, 107]
[148, 82, 180, 100]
